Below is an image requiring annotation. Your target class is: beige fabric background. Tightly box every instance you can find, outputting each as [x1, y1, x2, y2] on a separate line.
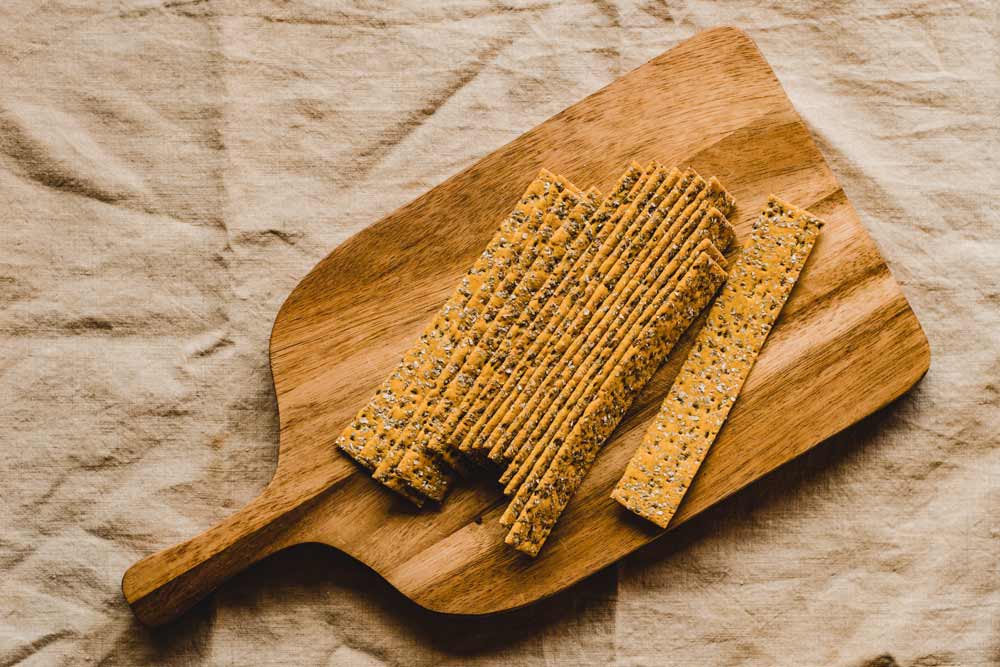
[1, 1, 997, 665]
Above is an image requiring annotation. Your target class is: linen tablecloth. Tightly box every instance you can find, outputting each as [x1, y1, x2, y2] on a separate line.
[1, 1, 996, 665]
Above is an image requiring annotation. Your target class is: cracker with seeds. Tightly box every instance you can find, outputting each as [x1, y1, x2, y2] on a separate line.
[335, 171, 565, 486]
[389, 188, 603, 498]
[505, 255, 730, 554]
[495, 189, 734, 474]
[500, 204, 734, 493]
[487, 170, 703, 463]
[499, 232, 729, 496]
[470, 166, 684, 457]
[421, 167, 642, 467]
[454, 164, 666, 456]
[494, 177, 733, 468]
[371, 182, 585, 497]
[612, 197, 823, 527]
[498, 242, 730, 524]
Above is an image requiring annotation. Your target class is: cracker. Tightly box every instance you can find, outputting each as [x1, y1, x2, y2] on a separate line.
[469, 165, 682, 457]
[372, 183, 586, 496]
[495, 176, 734, 470]
[368, 178, 565, 473]
[418, 186, 602, 469]
[453, 163, 662, 455]
[335, 171, 564, 485]
[500, 203, 734, 493]
[496, 186, 733, 473]
[497, 239, 729, 522]
[612, 197, 824, 527]
[500, 234, 726, 494]
[487, 170, 703, 463]
[390, 188, 603, 498]
[428, 166, 643, 471]
[505, 254, 730, 554]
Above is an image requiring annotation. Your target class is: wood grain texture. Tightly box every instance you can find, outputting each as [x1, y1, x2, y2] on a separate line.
[121, 27, 930, 626]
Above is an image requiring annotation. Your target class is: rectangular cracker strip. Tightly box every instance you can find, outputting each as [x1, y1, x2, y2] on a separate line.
[485, 170, 705, 462]
[496, 194, 734, 474]
[500, 234, 727, 495]
[403, 186, 601, 470]
[494, 193, 719, 477]
[334, 170, 565, 477]
[389, 188, 603, 499]
[421, 166, 642, 468]
[497, 238, 728, 523]
[500, 204, 734, 493]
[612, 196, 824, 527]
[372, 183, 582, 470]
[363, 175, 565, 474]
[371, 182, 585, 496]
[470, 165, 685, 457]
[453, 164, 667, 455]
[448, 165, 648, 457]
[495, 177, 734, 469]
[505, 254, 730, 555]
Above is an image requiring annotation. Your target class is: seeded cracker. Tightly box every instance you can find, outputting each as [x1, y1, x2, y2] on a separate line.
[494, 178, 707, 470]
[498, 220, 731, 516]
[496, 176, 733, 472]
[454, 164, 658, 455]
[488, 170, 702, 464]
[410, 186, 601, 469]
[371, 181, 584, 498]
[499, 233, 729, 498]
[359, 174, 564, 476]
[496, 190, 734, 476]
[505, 255, 729, 555]
[612, 197, 824, 527]
[498, 251, 729, 526]
[470, 165, 678, 457]
[468, 165, 675, 456]
[500, 202, 734, 494]
[450, 163, 649, 456]
[389, 188, 602, 500]
[424, 168, 640, 466]
[334, 171, 564, 491]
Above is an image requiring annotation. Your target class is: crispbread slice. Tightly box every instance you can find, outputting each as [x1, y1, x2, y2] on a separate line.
[499, 236, 725, 494]
[497, 231, 729, 522]
[445, 165, 647, 458]
[389, 188, 603, 499]
[499, 204, 734, 493]
[421, 167, 640, 468]
[455, 164, 670, 455]
[408, 186, 602, 469]
[496, 187, 734, 472]
[469, 166, 687, 457]
[612, 197, 824, 527]
[372, 182, 586, 496]
[493, 176, 733, 467]
[365, 176, 566, 474]
[493, 179, 710, 467]
[335, 171, 565, 480]
[500, 233, 728, 496]
[505, 254, 730, 555]
[487, 170, 702, 462]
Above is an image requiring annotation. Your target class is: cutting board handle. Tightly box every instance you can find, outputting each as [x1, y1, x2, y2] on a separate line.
[121, 486, 305, 626]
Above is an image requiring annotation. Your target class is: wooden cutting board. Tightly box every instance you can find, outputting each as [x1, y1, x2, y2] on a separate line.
[122, 27, 930, 626]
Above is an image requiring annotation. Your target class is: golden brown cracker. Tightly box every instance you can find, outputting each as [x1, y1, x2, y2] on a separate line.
[495, 177, 734, 469]
[612, 197, 823, 527]
[504, 255, 730, 553]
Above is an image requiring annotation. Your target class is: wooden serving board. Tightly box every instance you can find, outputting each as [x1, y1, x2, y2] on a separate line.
[122, 27, 930, 626]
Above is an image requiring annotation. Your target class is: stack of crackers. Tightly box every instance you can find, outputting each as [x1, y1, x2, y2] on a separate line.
[336, 162, 823, 556]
